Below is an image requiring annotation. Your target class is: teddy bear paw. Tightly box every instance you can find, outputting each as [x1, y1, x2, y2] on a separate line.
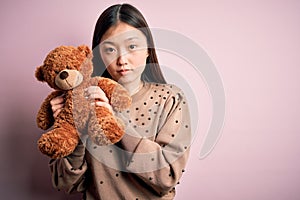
[38, 128, 79, 159]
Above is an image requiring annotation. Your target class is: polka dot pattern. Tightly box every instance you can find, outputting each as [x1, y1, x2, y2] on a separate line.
[125, 83, 177, 138]
[69, 82, 192, 199]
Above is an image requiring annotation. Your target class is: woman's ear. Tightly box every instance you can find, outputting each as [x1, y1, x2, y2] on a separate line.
[35, 65, 44, 82]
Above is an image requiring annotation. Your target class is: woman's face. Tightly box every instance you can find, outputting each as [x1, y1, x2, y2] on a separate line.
[99, 22, 149, 84]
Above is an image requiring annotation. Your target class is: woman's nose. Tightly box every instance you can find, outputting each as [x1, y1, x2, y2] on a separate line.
[116, 53, 128, 66]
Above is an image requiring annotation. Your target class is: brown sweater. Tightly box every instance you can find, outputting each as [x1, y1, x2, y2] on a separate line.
[49, 82, 191, 200]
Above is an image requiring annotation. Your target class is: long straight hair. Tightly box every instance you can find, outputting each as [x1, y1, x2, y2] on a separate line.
[92, 4, 167, 84]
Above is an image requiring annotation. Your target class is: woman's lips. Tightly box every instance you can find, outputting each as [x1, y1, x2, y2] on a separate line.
[117, 69, 132, 76]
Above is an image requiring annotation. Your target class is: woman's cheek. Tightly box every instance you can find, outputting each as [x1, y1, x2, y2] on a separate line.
[133, 51, 148, 67]
[102, 55, 115, 67]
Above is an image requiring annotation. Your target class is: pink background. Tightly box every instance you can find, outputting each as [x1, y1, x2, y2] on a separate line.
[1, 0, 300, 199]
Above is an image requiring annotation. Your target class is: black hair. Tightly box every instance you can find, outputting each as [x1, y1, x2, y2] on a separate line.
[92, 3, 166, 83]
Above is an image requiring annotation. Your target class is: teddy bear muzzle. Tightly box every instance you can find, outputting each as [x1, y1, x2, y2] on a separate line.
[55, 69, 83, 90]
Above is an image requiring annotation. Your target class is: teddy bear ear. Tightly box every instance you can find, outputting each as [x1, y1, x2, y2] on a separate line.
[35, 65, 45, 82]
[78, 45, 92, 57]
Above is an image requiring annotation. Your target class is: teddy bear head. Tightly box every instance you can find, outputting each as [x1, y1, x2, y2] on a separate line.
[35, 45, 93, 90]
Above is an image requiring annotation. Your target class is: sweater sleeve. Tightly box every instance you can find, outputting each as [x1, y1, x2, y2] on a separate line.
[119, 88, 191, 196]
[49, 142, 87, 194]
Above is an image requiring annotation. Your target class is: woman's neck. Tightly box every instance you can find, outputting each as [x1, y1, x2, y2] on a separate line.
[123, 80, 143, 96]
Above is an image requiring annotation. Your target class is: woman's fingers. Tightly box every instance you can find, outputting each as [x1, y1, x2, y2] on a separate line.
[50, 95, 65, 105]
[51, 102, 64, 113]
[85, 86, 109, 103]
[53, 108, 62, 118]
[50, 95, 65, 117]
[85, 86, 113, 112]
[49, 86, 112, 118]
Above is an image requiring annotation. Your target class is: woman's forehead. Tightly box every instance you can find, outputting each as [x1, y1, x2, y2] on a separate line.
[101, 22, 146, 43]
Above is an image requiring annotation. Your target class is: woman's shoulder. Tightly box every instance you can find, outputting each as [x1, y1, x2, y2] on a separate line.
[146, 82, 184, 96]
[133, 81, 185, 103]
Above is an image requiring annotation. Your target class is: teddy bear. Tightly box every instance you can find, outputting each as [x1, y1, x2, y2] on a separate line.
[35, 45, 131, 159]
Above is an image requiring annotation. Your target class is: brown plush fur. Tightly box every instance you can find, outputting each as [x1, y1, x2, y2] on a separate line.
[35, 45, 131, 159]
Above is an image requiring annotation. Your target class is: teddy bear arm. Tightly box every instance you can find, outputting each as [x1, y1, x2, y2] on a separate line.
[37, 91, 64, 130]
[88, 106, 125, 145]
[93, 77, 132, 111]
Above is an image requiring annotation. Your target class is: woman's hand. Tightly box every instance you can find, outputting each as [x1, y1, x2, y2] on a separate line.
[50, 95, 65, 118]
[85, 86, 113, 113]
[50, 86, 112, 118]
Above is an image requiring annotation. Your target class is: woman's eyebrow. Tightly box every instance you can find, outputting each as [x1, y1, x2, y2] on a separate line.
[125, 36, 140, 41]
[101, 41, 115, 45]
[101, 36, 140, 45]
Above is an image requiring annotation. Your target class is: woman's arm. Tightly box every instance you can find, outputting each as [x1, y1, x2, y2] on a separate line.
[48, 86, 112, 193]
[49, 142, 87, 193]
[47, 95, 87, 193]
[120, 89, 192, 195]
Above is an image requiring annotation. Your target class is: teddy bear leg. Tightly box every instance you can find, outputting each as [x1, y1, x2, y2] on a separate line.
[88, 106, 125, 145]
[38, 123, 79, 159]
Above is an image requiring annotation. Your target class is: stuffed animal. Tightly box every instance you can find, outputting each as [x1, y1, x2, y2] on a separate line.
[35, 45, 131, 159]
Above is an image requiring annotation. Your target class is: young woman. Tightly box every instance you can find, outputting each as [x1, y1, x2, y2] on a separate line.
[49, 4, 191, 200]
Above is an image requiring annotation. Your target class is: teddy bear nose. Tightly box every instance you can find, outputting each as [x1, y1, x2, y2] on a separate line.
[59, 71, 69, 80]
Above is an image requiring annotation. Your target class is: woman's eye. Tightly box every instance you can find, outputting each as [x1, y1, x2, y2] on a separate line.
[104, 47, 115, 53]
[129, 44, 137, 50]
